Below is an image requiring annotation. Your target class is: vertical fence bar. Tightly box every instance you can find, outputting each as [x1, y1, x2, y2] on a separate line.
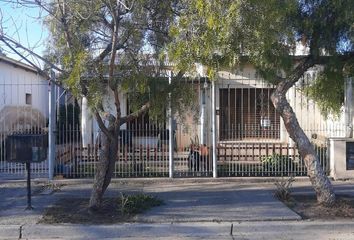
[48, 71, 56, 181]
[168, 70, 174, 178]
[345, 77, 353, 138]
[212, 80, 217, 178]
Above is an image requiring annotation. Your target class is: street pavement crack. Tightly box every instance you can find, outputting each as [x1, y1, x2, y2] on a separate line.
[18, 225, 23, 239]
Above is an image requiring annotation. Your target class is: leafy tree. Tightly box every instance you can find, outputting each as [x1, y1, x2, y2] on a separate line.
[0, 0, 194, 210]
[169, 0, 353, 205]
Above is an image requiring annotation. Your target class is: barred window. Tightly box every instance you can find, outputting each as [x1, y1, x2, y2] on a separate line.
[219, 88, 280, 141]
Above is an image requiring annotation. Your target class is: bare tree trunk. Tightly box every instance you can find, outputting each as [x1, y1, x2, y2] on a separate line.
[89, 123, 118, 211]
[271, 90, 336, 206]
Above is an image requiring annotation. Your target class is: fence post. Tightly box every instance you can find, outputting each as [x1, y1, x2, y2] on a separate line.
[212, 80, 217, 178]
[168, 70, 174, 178]
[81, 97, 92, 147]
[345, 76, 353, 138]
[48, 71, 56, 181]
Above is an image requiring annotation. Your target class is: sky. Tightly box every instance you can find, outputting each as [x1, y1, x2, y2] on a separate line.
[0, 1, 48, 65]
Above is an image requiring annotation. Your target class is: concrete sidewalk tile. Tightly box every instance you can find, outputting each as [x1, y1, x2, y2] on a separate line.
[0, 225, 21, 239]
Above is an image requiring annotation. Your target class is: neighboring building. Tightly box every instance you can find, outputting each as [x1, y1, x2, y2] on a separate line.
[0, 55, 48, 141]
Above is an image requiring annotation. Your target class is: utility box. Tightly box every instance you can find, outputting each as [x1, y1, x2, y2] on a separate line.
[329, 138, 354, 180]
[6, 134, 48, 163]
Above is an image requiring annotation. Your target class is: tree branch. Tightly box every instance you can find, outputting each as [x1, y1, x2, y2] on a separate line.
[273, 52, 354, 89]
[173, 70, 185, 81]
[113, 88, 121, 131]
[57, 0, 74, 61]
[94, 109, 114, 140]
[277, 51, 354, 94]
[119, 102, 151, 126]
[95, 41, 127, 63]
[0, 35, 65, 73]
[101, 13, 113, 29]
[1, 38, 50, 78]
[276, 56, 315, 94]
[313, 53, 354, 65]
[108, 18, 119, 86]
[120, 0, 135, 11]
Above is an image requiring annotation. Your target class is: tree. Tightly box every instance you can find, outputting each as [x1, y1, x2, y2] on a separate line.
[0, 0, 194, 210]
[169, 0, 354, 205]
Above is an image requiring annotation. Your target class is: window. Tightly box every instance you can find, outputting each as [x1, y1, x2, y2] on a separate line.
[26, 93, 32, 105]
[219, 88, 280, 140]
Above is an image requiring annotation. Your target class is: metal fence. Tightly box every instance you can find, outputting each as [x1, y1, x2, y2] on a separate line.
[0, 75, 347, 179]
[0, 128, 333, 179]
[54, 122, 212, 178]
[49, 125, 335, 179]
[54, 126, 171, 178]
[217, 141, 329, 177]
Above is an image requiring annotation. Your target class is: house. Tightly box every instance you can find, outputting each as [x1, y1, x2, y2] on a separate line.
[74, 54, 351, 178]
[0, 55, 49, 136]
[0, 55, 49, 175]
[0, 53, 350, 179]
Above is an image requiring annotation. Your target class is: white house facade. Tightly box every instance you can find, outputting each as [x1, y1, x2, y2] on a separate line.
[0, 55, 48, 139]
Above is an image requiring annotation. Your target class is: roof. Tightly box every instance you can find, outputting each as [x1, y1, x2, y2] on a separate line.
[0, 54, 39, 74]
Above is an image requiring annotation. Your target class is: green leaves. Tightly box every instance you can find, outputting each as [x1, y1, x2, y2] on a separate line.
[125, 73, 197, 122]
[168, 0, 301, 80]
[305, 61, 345, 117]
[169, 0, 353, 116]
[168, 0, 242, 78]
[43, 0, 194, 119]
[65, 51, 89, 97]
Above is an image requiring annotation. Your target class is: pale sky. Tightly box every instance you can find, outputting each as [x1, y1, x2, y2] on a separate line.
[0, 1, 48, 66]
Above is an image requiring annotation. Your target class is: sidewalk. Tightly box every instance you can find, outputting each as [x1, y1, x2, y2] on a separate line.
[1, 178, 354, 239]
[0, 179, 300, 225]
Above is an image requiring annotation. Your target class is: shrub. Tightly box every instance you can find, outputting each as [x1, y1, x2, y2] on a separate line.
[262, 154, 296, 173]
[274, 175, 295, 201]
[119, 193, 163, 214]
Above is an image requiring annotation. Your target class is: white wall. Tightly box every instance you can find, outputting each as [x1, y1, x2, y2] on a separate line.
[287, 71, 346, 143]
[0, 61, 48, 118]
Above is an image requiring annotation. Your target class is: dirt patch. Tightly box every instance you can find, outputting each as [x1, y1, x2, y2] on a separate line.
[40, 194, 163, 224]
[284, 194, 354, 219]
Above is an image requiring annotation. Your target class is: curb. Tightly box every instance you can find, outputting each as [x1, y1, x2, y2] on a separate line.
[1, 176, 314, 185]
